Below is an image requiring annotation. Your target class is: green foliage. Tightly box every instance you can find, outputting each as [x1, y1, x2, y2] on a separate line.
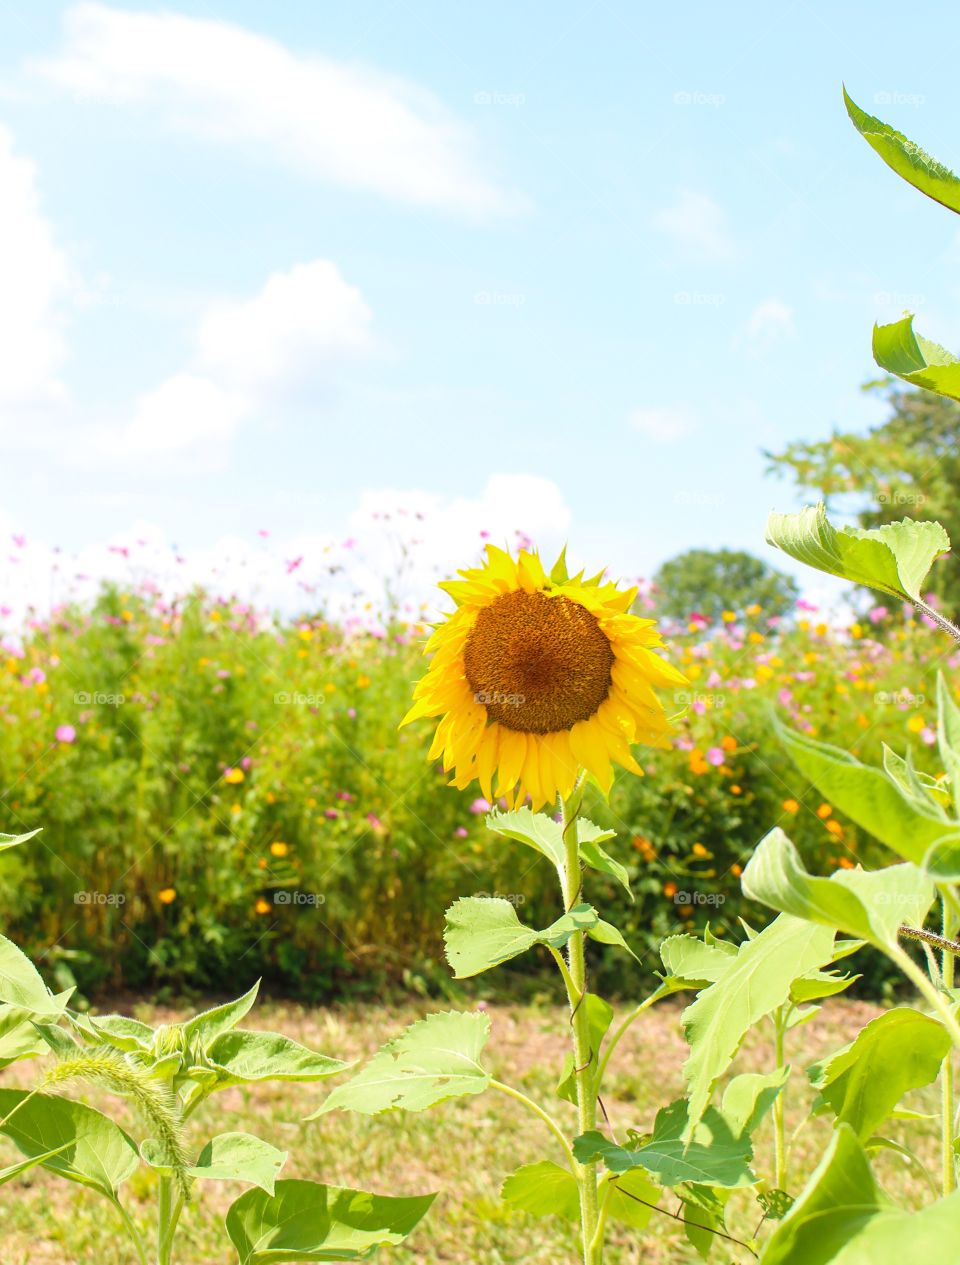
[808, 1008, 950, 1141]
[225, 1181, 436, 1263]
[311, 1011, 491, 1117]
[766, 382, 960, 606]
[652, 548, 799, 624]
[765, 502, 950, 603]
[443, 897, 599, 979]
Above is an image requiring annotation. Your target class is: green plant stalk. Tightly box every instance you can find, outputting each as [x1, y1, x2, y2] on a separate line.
[108, 1195, 150, 1265]
[941, 894, 958, 1195]
[772, 1008, 788, 1191]
[489, 1078, 575, 1168]
[156, 1175, 183, 1265]
[559, 782, 601, 1265]
[889, 942, 960, 1052]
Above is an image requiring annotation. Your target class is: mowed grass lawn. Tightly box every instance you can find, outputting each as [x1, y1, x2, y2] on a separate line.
[1, 997, 937, 1264]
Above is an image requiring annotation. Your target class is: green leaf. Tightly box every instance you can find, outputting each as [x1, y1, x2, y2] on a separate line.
[484, 809, 631, 897]
[845, 88, 960, 215]
[69, 1012, 154, 1051]
[765, 502, 950, 602]
[575, 1099, 754, 1188]
[183, 981, 260, 1047]
[0, 1145, 72, 1185]
[145, 1131, 286, 1195]
[308, 1011, 490, 1118]
[0, 1088, 139, 1198]
[0, 828, 41, 853]
[226, 1180, 435, 1263]
[205, 1030, 347, 1088]
[881, 745, 948, 819]
[741, 828, 935, 949]
[501, 1160, 579, 1221]
[762, 1122, 960, 1264]
[808, 1008, 950, 1141]
[681, 913, 836, 1137]
[660, 934, 736, 985]
[587, 918, 640, 962]
[789, 969, 858, 1004]
[0, 934, 72, 1016]
[775, 719, 960, 867]
[557, 993, 613, 1104]
[721, 1066, 790, 1138]
[443, 897, 597, 979]
[937, 669, 960, 800]
[607, 1169, 659, 1232]
[872, 315, 960, 404]
[0, 1005, 51, 1067]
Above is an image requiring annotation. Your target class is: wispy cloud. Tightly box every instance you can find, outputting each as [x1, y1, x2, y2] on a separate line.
[29, 3, 524, 217]
[106, 259, 376, 463]
[654, 190, 735, 263]
[629, 406, 695, 444]
[742, 298, 795, 352]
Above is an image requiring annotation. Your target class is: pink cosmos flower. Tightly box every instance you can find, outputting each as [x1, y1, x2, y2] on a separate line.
[470, 797, 491, 814]
[706, 747, 725, 767]
[55, 724, 76, 744]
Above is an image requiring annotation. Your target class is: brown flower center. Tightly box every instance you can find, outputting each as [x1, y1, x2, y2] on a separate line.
[463, 589, 614, 734]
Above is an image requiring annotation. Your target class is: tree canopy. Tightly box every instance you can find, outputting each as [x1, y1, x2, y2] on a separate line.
[652, 548, 799, 624]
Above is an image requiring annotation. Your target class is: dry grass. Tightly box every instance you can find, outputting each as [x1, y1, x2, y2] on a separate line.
[0, 996, 940, 1264]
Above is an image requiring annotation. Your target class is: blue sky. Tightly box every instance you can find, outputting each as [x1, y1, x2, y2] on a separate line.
[1, 0, 959, 614]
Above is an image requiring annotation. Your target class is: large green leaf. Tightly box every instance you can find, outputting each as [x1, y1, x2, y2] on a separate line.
[761, 1123, 960, 1264]
[0, 935, 72, 1016]
[205, 1030, 347, 1088]
[183, 981, 260, 1047]
[0, 828, 41, 853]
[845, 88, 960, 215]
[485, 810, 631, 896]
[765, 502, 950, 603]
[443, 897, 598, 978]
[808, 1008, 950, 1141]
[742, 828, 935, 949]
[501, 1161, 579, 1221]
[145, 1131, 286, 1194]
[575, 1100, 754, 1188]
[872, 316, 960, 405]
[0, 1088, 139, 1198]
[0, 1005, 51, 1067]
[721, 1066, 790, 1138]
[70, 1011, 154, 1052]
[308, 1011, 490, 1118]
[226, 1180, 435, 1263]
[660, 934, 736, 985]
[681, 914, 836, 1137]
[772, 718, 959, 866]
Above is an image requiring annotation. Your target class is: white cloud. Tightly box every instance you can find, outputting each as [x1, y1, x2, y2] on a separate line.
[654, 190, 734, 263]
[32, 3, 520, 216]
[629, 406, 694, 444]
[0, 474, 572, 629]
[107, 259, 375, 462]
[743, 298, 795, 352]
[0, 124, 71, 407]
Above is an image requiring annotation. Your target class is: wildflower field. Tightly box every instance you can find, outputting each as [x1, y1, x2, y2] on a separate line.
[0, 569, 945, 999]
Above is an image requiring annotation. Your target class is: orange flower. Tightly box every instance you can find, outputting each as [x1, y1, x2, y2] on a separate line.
[782, 799, 799, 814]
[825, 819, 843, 837]
[270, 840, 289, 858]
[663, 881, 678, 899]
[691, 842, 710, 858]
[817, 803, 832, 819]
[255, 897, 272, 915]
[731, 863, 743, 878]
[224, 767, 245, 784]
[720, 735, 737, 753]
[158, 887, 176, 905]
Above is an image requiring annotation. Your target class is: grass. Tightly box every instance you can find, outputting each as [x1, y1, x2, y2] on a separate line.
[0, 996, 939, 1264]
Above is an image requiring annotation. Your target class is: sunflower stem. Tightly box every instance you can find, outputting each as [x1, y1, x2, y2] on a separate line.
[559, 777, 602, 1265]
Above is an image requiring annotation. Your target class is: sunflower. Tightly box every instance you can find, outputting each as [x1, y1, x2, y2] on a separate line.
[401, 545, 687, 809]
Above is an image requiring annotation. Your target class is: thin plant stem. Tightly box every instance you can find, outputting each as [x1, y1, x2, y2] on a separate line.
[912, 598, 960, 646]
[597, 992, 667, 1086]
[558, 778, 601, 1265]
[771, 1008, 788, 1191]
[889, 943, 960, 1052]
[109, 1196, 150, 1265]
[941, 896, 958, 1195]
[489, 1079, 575, 1169]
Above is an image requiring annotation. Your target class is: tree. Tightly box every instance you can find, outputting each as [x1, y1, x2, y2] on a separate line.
[652, 548, 799, 624]
[766, 380, 960, 607]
